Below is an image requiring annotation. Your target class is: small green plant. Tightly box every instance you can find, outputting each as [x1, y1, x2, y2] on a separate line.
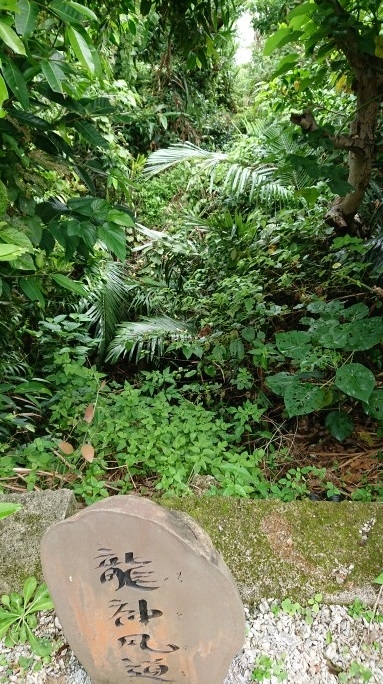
[0, 577, 54, 656]
[338, 661, 373, 682]
[280, 597, 302, 616]
[266, 300, 383, 430]
[0, 502, 22, 519]
[252, 654, 288, 681]
[347, 597, 383, 623]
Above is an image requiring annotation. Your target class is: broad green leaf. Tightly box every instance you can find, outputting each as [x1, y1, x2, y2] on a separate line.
[15, 0, 39, 38]
[284, 381, 329, 417]
[66, 219, 97, 249]
[264, 27, 302, 56]
[107, 209, 135, 227]
[49, 0, 83, 23]
[275, 330, 312, 357]
[0, 225, 34, 250]
[41, 59, 66, 94]
[343, 318, 383, 351]
[286, 1, 315, 20]
[22, 576, 37, 605]
[341, 303, 369, 321]
[1, 1, 17, 9]
[0, 615, 18, 639]
[0, 502, 22, 520]
[2, 58, 29, 109]
[12, 251, 36, 270]
[0, 75, 8, 111]
[0, 243, 25, 260]
[374, 573, 383, 585]
[27, 629, 53, 656]
[318, 325, 348, 349]
[325, 411, 354, 442]
[365, 389, 383, 421]
[307, 299, 344, 317]
[19, 276, 45, 307]
[335, 363, 375, 403]
[51, 273, 87, 296]
[265, 372, 295, 397]
[273, 53, 300, 77]
[66, 25, 97, 75]
[294, 187, 321, 206]
[98, 223, 126, 261]
[68, 1, 97, 21]
[241, 326, 256, 342]
[0, 21, 26, 54]
[72, 120, 108, 148]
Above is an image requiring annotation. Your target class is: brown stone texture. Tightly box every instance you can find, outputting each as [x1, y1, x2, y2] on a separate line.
[41, 495, 245, 684]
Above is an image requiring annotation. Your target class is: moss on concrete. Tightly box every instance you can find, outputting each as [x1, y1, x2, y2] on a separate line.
[161, 497, 383, 605]
[0, 490, 76, 595]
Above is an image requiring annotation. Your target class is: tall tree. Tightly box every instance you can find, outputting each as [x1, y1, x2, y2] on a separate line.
[266, 0, 383, 235]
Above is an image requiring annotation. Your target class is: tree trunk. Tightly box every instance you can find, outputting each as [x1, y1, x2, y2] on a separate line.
[325, 66, 383, 235]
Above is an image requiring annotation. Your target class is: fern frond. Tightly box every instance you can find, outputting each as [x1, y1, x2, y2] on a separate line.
[106, 316, 194, 364]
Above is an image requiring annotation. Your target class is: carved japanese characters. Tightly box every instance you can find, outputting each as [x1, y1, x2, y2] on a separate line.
[41, 496, 245, 684]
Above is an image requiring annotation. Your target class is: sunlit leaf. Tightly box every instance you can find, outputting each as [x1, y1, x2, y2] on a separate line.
[66, 25, 97, 75]
[0, 20, 26, 54]
[0, 503, 22, 520]
[0, 243, 24, 261]
[0, 75, 8, 112]
[68, 1, 97, 21]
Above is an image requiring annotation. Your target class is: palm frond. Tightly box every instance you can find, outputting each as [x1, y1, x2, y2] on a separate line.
[81, 260, 136, 359]
[106, 316, 194, 364]
[145, 141, 296, 206]
[144, 142, 221, 177]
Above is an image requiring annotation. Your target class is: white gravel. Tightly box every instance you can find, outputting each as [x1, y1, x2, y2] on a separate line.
[1, 599, 382, 683]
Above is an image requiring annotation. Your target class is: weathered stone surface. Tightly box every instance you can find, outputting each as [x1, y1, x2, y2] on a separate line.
[0, 489, 76, 594]
[161, 498, 383, 605]
[41, 495, 245, 684]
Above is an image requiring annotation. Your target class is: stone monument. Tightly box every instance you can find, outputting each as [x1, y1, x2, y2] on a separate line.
[41, 495, 245, 684]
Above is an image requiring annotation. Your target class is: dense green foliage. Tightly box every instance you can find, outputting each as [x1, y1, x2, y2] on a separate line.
[1, 0, 383, 504]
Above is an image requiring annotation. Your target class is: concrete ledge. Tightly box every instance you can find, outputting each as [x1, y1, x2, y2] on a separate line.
[0, 491, 381, 606]
[162, 498, 383, 605]
[0, 490, 76, 594]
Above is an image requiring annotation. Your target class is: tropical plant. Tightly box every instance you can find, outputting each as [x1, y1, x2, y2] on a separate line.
[106, 315, 195, 364]
[144, 120, 351, 209]
[0, 577, 53, 656]
[265, 299, 383, 435]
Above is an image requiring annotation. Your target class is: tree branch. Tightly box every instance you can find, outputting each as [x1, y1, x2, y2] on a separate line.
[290, 111, 365, 154]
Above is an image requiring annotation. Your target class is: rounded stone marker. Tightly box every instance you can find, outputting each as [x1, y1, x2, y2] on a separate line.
[41, 495, 245, 684]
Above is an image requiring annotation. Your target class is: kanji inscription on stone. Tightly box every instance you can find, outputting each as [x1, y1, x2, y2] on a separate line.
[41, 495, 245, 684]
